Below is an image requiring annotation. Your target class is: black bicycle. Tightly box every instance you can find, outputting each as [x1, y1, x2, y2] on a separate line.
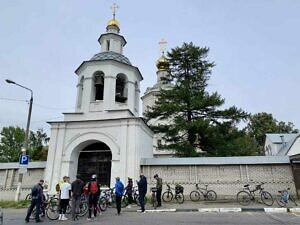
[189, 183, 217, 201]
[237, 183, 273, 206]
[162, 184, 184, 204]
[276, 188, 298, 207]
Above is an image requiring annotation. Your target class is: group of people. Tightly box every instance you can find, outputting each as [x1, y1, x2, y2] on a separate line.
[25, 173, 163, 223]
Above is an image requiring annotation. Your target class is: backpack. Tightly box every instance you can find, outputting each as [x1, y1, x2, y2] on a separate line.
[90, 181, 98, 194]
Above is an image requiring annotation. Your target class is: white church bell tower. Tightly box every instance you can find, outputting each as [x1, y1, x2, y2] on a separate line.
[44, 5, 153, 192]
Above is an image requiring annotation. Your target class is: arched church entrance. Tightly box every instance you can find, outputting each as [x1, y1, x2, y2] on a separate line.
[77, 141, 112, 186]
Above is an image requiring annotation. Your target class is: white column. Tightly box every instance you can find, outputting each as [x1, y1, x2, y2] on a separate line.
[103, 75, 116, 110]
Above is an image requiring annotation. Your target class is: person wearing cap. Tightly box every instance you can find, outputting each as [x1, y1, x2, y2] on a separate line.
[25, 179, 44, 223]
[114, 177, 124, 215]
[137, 173, 147, 213]
[154, 174, 162, 207]
[125, 177, 133, 208]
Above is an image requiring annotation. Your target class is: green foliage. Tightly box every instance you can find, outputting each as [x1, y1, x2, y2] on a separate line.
[0, 200, 30, 208]
[0, 126, 25, 162]
[145, 42, 249, 156]
[0, 126, 49, 162]
[246, 112, 298, 154]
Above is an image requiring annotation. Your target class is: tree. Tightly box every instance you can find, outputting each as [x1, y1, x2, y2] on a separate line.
[0, 126, 25, 162]
[145, 42, 249, 156]
[246, 112, 298, 154]
[0, 126, 49, 162]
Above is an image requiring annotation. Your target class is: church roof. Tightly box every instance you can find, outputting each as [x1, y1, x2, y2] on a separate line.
[90, 51, 132, 65]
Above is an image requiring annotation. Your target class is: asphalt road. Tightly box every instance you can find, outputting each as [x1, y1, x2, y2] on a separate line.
[2, 208, 300, 225]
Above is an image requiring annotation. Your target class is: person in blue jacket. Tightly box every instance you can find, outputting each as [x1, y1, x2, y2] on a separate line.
[137, 173, 147, 213]
[115, 177, 124, 215]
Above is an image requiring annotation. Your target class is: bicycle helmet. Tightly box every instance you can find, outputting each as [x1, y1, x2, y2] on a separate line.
[91, 174, 97, 179]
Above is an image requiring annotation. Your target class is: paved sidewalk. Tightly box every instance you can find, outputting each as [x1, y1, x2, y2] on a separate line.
[123, 199, 300, 213]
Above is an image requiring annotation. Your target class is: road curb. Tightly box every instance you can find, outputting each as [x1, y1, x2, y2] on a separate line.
[264, 208, 287, 213]
[288, 208, 300, 213]
[145, 209, 176, 213]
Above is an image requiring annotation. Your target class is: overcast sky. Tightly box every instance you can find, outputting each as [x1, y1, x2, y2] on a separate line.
[1, 0, 300, 135]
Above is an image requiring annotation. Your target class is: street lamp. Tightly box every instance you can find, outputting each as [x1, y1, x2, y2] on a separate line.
[5, 79, 33, 201]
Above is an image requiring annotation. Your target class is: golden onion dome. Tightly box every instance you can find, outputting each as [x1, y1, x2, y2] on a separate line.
[107, 18, 120, 28]
[156, 55, 169, 71]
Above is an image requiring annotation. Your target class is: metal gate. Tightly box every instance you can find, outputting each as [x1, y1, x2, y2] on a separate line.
[291, 162, 300, 198]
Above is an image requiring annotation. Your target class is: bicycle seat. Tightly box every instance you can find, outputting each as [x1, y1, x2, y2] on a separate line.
[244, 184, 250, 188]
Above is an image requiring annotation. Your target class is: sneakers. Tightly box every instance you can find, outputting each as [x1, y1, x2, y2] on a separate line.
[61, 215, 68, 221]
[87, 217, 92, 221]
[25, 218, 30, 223]
[126, 205, 132, 209]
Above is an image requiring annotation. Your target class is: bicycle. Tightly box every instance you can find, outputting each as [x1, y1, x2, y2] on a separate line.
[162, 184, 184, 204]
[189, 183, 217, 201]
[150, 187, 158, 209]
[46, 194, 88, 220]
[236, 183, 274, 206]
[276, 188, 298, 207]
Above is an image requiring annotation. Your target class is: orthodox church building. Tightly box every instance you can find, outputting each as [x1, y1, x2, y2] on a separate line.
[44, 13, 154, 190]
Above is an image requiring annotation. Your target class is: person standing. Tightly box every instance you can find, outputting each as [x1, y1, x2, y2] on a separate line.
[125, 177, 133, 208]
[137, 173, 147, 213]
[87, 174, 100, 221]
[115, 177, 124, 215]
[59, 176, 71, 221]
[154, 174, 162, 207]
[25, 179, 44, 223]
[71, 175, 84, 221]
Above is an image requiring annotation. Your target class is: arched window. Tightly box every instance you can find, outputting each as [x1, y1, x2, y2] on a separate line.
[94, 72, 104, 101]
[115, 74, 127, 103]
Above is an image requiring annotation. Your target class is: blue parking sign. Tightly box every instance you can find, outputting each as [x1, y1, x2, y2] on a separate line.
[19, 155, 29, 165]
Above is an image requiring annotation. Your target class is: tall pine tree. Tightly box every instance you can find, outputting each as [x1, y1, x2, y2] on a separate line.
[145, 42, 249, 156]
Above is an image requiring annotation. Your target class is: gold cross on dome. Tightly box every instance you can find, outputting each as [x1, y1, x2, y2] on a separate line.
[159, 39, 167, 54]
[111, 3, 119, 19]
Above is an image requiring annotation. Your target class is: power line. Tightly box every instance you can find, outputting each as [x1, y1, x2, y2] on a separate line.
[0, 97, 27, 102]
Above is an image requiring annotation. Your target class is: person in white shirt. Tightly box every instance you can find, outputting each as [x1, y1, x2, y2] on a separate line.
[59, 176, 71, 220]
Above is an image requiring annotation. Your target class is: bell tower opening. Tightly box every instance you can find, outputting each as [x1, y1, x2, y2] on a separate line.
[77, 141, 112, 186]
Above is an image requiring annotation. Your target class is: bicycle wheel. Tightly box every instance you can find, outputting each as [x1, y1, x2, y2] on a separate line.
[121, 195, 128, 208]
[151, 195, 157, 209]
[46, 203, 59, 220]
[237, 191, 251, 206]
[207, 190, 217, 201]
[78, 201, 88, 217]
[99, 197, 107, 211]
[289, 195, 298, 206]
[190, 191, 201, 202]
[162, 191, 173, 202]
[176, 193, 184, 204]
[25, 193, 32, 201]
[261, 191, 274, 206]
[276, 195, 286, 207]
[134, 194, 140, 206]
[30, 208, 36, 220]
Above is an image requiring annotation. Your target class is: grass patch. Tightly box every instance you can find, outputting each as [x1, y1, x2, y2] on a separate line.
[0, 200, 30, 208]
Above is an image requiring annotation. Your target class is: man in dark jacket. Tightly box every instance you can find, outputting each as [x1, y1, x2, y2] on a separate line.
[71, 175, 84, 220]
[25, 179, 44, 223]
[137, 173, 147, 213]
